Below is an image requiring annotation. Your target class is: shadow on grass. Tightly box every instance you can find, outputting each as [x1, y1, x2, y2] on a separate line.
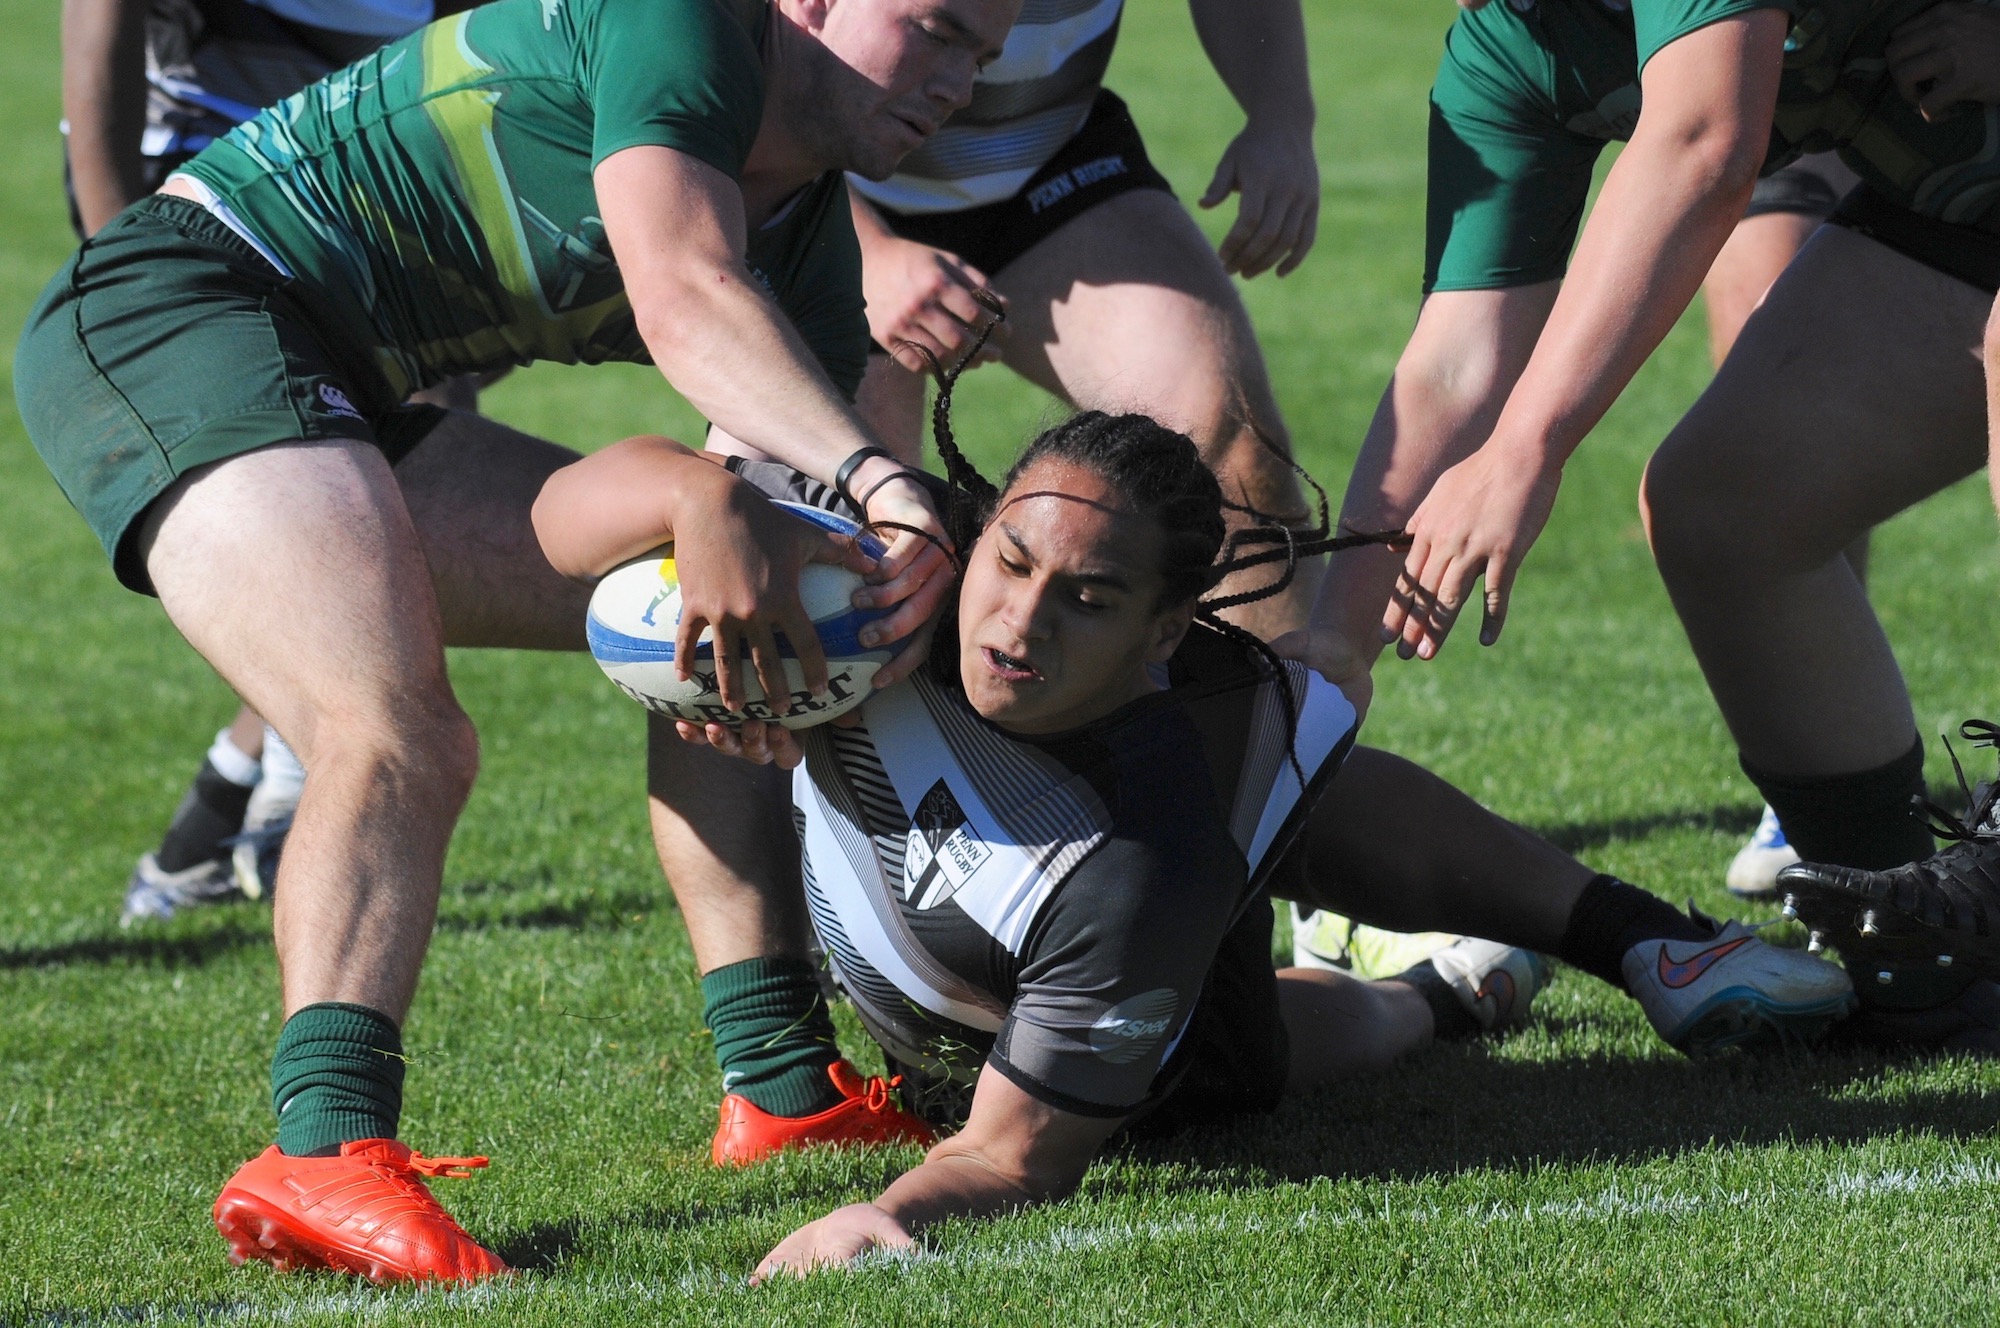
[1117, 1040, 2000, 1190]
[0, 886, 669, 971]
[1528, 803, 1761, 855]
[1532, 783, 1970, 856]
[0, 917, 269, 971]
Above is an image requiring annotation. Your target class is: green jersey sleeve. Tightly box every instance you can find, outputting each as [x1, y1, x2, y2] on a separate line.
[1424, 0, 1790, 293]
[1635, 0, 1793, 72]
[581, 0, 765, 175]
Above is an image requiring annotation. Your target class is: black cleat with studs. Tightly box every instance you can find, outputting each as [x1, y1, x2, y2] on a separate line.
[1776, 721, 2000, 984]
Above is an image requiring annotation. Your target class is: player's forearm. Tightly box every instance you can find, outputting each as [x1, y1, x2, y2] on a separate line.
[1483, 135, 1758, 471]
[530, 435, 731, 579]
[1481, 13, 1782, 469]
[61, 0, 149, 235]
[1188, 0, 1314, 131]
[873, 1144, 1064, 1231]
[638, 266, 895, 493]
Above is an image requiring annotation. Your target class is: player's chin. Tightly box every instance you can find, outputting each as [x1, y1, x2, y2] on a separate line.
[846, 119, 929, 181]
[962, 675, 1040, 727]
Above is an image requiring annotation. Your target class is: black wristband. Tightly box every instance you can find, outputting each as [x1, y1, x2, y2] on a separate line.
[833, 446, 899, 510]
[855, 466, 924, 514]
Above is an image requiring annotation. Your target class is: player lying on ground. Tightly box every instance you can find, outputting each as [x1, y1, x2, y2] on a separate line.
[1303, 0, 2000, 1030]
[59, 0, 503, 924]
[16, 0, 1017, 1284]
[534, 356, 1855, 1249]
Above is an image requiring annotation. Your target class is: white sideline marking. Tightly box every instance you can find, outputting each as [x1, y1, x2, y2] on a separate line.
[72, 1158, 2000, 1322]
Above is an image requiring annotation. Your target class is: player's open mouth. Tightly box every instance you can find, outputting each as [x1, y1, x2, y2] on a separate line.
[982, 647, 1041, 682]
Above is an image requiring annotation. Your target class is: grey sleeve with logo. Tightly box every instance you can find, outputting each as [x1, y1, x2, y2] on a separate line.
[988, 817, 1245, 1118]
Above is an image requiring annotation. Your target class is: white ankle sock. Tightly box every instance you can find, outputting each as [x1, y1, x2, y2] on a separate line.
[207, 728, 262, 787]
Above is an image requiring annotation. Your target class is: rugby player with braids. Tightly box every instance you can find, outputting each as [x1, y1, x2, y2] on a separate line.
[533, 326, 1855, 1272]
[1298, 0, 2000, 1038]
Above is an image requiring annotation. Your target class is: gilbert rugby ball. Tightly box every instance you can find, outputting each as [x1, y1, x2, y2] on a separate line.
[585, 502, 892, 730]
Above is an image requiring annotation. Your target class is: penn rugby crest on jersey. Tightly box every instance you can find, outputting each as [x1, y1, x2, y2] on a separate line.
[849, 0, 1124, 214]
[177, 0, 867, 404]
[792, 625, 1356, 1125]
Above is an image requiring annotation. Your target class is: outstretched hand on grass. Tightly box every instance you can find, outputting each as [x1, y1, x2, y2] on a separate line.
[751, 1203, 914, 1282]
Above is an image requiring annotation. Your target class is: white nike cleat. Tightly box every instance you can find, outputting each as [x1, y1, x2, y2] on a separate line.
[1291, 904, 1460, 980]
[1725, 805, 1799, 899]
[121, 851, 244, 927]
[1622, 913, 1854, 1054]
[1428, 937, 1551, 1034]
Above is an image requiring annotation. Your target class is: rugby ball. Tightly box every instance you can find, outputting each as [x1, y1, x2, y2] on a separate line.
[585, 502, 893, 730]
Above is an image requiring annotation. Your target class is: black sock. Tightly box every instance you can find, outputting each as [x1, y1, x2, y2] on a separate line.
[1557, 875, 1709, 989]
[1741, 738, 1933, 869]
[156, 758, 256, 872]
[1397, 959, 1480, 1040]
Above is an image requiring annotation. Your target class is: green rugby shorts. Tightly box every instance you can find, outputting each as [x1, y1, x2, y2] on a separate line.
[15, 193, 445, 595]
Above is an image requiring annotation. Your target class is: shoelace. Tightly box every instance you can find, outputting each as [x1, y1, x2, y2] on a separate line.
[347, 1142, 492, 1183]
[859, 1074, 901, 1113]
[1916, 720, 2000, 845]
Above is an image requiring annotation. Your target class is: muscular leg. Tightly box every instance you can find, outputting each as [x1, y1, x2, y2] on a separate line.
[141, 416, 590, 1017]
[1702, 211, 1819, 365]
[1288, 746, 1593, 952]
[647, 720, 813, 972]
[142, 441, 476, 1019]
[1702, 210, 1870, 580]
[1322, 285, 1560, 668]
[1644, 226, 1988, 777]
[1278, 967, 1433, 1092]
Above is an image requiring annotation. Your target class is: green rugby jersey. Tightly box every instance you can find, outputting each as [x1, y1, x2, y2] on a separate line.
[1426, 0, 1996, 293]
[180, 0, 867, 404]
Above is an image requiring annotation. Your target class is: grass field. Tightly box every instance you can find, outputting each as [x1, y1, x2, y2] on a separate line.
[6, 1, 2000, 1323]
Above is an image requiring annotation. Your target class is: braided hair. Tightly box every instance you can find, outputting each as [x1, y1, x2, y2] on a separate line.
[897, 300, 1404, 774]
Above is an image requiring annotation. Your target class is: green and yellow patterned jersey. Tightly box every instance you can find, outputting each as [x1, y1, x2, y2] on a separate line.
[1425, 0, 1997, 293]
[181, 0, 867, 403]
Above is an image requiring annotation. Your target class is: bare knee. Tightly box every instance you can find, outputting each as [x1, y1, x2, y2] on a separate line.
[305, 689, 480, 815]
[1641, 425, 1767, 588]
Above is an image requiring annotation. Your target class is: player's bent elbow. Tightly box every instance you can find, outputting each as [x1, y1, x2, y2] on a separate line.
[529, 463, 600, 582]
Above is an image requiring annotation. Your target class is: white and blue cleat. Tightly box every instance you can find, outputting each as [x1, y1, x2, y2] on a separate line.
[1623, 913, 1855, 1054]
[121, 852, 245, 927]
[1726, 805, 1800, 900]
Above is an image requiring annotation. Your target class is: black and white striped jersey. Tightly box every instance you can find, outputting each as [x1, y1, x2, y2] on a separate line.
[848, 0, 1125, 214]
[793, 625, 1357, 1122]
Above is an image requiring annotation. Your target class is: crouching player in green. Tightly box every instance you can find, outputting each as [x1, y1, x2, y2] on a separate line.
[533, 356, 1855, 1270]
[14, 0, 1017, 1284]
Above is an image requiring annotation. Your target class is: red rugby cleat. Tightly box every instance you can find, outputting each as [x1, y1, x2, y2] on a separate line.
[711, 1060, 938, 1166]
[213, 1140, 509, 1284]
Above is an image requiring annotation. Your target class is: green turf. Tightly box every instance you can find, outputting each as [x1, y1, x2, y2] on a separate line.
[5, 1, 2000, 1323]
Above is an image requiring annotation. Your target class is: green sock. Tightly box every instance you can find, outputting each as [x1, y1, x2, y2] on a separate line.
[271, 1002, 405, 1156]
[700, 957, 843, 1117]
